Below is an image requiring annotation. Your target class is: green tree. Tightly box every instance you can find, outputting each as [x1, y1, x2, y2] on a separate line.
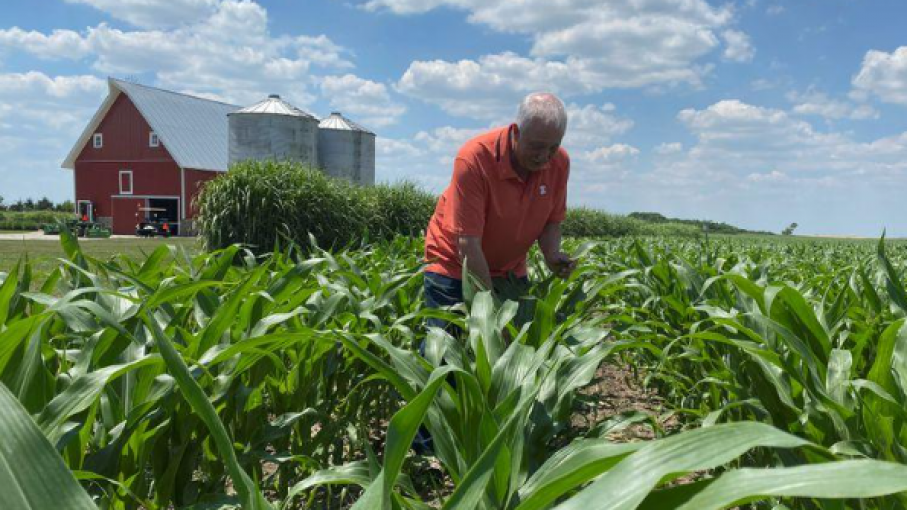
[36, 197, 54, 210]
[782, 222, 799, 235]
[629, 212, 668, 223]
[56, 200, 75, 213]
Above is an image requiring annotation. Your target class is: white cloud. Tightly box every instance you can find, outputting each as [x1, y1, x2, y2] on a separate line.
[377, 137, 422, 159]
[377, 125, 490, 189]
[766, 5, 785, 15]
[0, 72, 107, 201]
[680, 100, 785, 132]
[563, 103, 634, 151]
[386, 0, 743, 119]
[625, 100, 907, 234]
[397, 53, 591, 120]
[750, 78, 778, 91]
[397, 52, 708, 120]
[582, 143, 640, 165]
[0, 73, 107, 135]
[319, 74, 406, 128]
[0, 72, 106, 100]
[746, 169, 788, 183]
[363, 0, 449, 15]
[572, 143, 640, 184]
[0, 28, 92, 60]
[64, 0, 220, 29]
[655, 142, 683, 154]
[414, 126, 487, 161]
[369, 0, 729, 34]
[675, 100, 851, 158]
[530, 12, 724, 62]
[788, 89, 879, 120]
[852, 46, 907, 105]
[722, 30, 755, 63]
[0, 2, 354, 106]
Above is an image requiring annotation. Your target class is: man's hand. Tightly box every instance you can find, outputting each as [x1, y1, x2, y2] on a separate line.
[545, 252, 577, 279]
[458, 235, 494, 290]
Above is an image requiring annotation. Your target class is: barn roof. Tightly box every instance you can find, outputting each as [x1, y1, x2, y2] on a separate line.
[62, 78, 240, 171]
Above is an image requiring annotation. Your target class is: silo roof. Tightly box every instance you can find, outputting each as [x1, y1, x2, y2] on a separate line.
[234, 94, 318, 119]
[319, 112, 375, 135]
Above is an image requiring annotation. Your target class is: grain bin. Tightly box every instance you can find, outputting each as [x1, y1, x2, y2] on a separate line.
[228, 94, 319, 167]
[318, 112, 375, 185]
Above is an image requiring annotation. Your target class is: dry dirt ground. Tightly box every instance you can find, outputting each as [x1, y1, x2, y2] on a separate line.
[572, 361, 676, 441]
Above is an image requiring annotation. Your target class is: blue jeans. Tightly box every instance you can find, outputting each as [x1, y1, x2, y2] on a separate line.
[423, 271, 531, 333]
[424, 271, 465, 334]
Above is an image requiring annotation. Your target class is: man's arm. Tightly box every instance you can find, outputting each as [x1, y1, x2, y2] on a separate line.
[458, 235, 494, 290]
[538, 222, 576, 278]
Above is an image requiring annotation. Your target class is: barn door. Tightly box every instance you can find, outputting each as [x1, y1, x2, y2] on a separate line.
[111, 197, 146, 235]
[77, 201, 93, 222]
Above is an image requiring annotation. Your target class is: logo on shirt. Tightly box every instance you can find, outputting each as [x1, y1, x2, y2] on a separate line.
[539, 184, 547, 196]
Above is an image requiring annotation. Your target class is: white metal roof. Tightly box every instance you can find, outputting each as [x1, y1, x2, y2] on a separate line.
[319, 112, 375, 135]
[62, 78, 240, 171]
[233, 94, 318, 119]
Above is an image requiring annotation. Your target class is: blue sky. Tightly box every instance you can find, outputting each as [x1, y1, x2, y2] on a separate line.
[1, 0, 906, 236]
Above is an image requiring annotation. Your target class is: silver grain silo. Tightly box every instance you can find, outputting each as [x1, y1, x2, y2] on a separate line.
[317, 112, 376, 185]
[228, 94, 319, 167]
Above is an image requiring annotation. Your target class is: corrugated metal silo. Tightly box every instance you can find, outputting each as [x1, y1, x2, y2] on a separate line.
[318, 112, 376, 185]
[228, 94, 319, 167]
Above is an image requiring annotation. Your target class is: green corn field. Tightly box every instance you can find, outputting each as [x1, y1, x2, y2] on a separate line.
[4, 230, 907, 509]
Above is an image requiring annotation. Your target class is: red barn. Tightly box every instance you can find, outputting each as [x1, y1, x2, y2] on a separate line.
[62, 78, 240, 235]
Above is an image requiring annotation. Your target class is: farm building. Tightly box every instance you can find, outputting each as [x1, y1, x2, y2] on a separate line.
[62, 78, 375, 236]
[318, 113, 376, 185]
[229, 94, 320, 168]
[228, 97, 375, 184]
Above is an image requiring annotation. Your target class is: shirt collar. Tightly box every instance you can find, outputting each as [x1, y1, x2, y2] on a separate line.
[496, 124, 525, 181]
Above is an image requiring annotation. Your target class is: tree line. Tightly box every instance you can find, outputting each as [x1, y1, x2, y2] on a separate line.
[0, 195, 74, 212]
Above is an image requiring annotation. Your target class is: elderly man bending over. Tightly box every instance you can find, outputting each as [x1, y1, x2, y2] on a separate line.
[423, 92, 577, 326]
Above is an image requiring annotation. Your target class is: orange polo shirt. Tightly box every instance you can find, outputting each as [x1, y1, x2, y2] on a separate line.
[425, 124, 569, 280]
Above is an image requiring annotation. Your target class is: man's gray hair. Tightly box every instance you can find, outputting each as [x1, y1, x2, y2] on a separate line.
[516, 93, 568, 134]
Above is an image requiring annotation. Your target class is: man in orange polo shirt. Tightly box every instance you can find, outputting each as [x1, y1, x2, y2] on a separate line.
[423, 92, 576, 324]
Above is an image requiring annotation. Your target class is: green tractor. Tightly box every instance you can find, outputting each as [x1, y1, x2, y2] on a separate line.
[42, 217, 111, 238]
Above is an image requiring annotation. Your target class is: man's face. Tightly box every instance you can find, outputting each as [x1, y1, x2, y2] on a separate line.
[513, 121, 564, 172]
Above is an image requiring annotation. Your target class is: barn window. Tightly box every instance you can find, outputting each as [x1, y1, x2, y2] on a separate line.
[93, 133, 103, 148]
[149, 132, 160, 147]
[119, 170, 133, 195]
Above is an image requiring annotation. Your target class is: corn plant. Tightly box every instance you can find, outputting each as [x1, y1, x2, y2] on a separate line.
[292, 289, 907, 509]
[4, 231, 907, 509]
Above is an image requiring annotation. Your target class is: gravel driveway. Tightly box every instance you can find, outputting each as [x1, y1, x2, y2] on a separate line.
[0, 230, 136, 241]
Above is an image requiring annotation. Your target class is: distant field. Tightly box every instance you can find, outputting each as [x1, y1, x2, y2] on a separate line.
[714, 233, 905, 243]
[0, 236, 200, 281]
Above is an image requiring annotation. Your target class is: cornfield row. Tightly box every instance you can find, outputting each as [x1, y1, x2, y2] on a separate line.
[3, 231, 907, 509]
